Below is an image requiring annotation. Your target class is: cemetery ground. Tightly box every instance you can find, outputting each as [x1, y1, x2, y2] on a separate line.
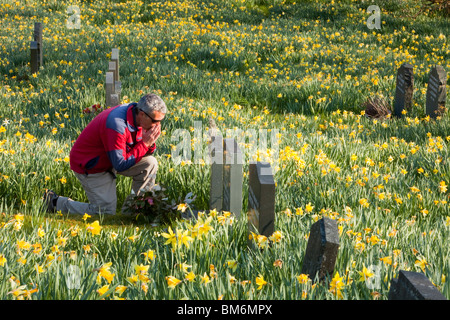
[0, 0, 449, 301]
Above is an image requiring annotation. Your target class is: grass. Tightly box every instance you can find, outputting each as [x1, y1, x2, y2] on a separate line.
[0, 0, 449, 300]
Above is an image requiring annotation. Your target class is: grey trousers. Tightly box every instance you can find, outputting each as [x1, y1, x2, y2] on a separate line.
[56, 155, 158, 215]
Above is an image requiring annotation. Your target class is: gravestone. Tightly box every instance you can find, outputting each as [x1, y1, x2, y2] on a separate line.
[30, 22, 43, 73]
[111, 48, 120, 82]
[388, 270, 447, 300]
[30, 41, 39, 74]
[110, 94, 120, 107]
[105, 72, 115, 107]
[209, 134, 224, 212]
[108, 61, 121, 103]
[426, 65, 447, 119]
[108, 61, 117, 81]
[301, 217, 340, 282]
[247, 162, 275, 246]
[34, 23, 43, 67]
[222, 138, 243, 218]
[393, 63, 414, 118]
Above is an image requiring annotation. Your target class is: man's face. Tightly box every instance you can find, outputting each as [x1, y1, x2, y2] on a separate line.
[139, 109, 165, 131]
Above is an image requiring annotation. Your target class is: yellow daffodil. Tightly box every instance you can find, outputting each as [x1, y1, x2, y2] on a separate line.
[297, 274, 309, 284]
[255, 275, 267, 290]
[96, 262, 115, 284]
[200, 272, 211, 285]
[166, 276, 182, 289]
[329, 272, 345, 299]
[185, 272, 196, 282]
[226, 260, 238, 271]
[142, 249, 155, 262]
[161, 227, 177, 250]
[177, 203, 188, 212]
[86, 220, 101, 235]
[115, 285, 127, 296]
[0, 254, 7, 267]
[97, 285, 110, 297]
[358, 266, 375, 282]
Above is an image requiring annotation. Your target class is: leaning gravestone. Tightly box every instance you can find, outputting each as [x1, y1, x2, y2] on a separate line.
[209, 134, 224, 212]
[222, 138, 243, 218]
[301, 217, 340, 282]
[425, 65, 447, 119]
[388, 270, 447, 300]
[247, 161, 275, 247]
[393, 63, 414, 118]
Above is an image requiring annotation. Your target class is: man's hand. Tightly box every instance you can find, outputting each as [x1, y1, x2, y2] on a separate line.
[142, 123, 161, 148]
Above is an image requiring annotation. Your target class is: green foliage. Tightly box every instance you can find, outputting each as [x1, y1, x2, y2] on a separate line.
[0, 0, 448, 300]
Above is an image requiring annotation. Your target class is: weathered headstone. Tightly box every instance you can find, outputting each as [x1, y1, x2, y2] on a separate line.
[115, 80, 122, 97]
[209, 134, 224, 212]
[111, 48, 120, 82]
[301, 217, 340, 282]
[388, 270, 447, 300]
[222, 138, 243, 218]
[426, 65, 447, 119]
[110, 94, 120, 107]
[30, 41, 39, 74]
[105, 72, 115, 107]
[30, 22, 43, 73]
[393, 63, 414, 118]
[247, 161, 275, 246]
[34, 23, 43, 67]
[108, 61, 121, 103]
[108, 61, 117, 81]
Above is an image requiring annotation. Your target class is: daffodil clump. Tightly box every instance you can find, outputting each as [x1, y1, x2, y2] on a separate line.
[0, 0, 449, 300]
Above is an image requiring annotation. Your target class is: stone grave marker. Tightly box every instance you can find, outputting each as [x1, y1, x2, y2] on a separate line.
[30, 22, 43, 73]
[110, 93, 120, 107]
[30, 41, 39, 74]
[111, 48, 120, 82]
[301, 217, 340, 282]
[105, 72, 115, 107]
[393, 63, 414, 118]
[34, 23, 43, 67]
[209, 134, 224, 212]
[388, 270, 447, 300]
[426, 65, 447, 119]
[108, 61, 117, 81]
[108, 61, 121, 103]
[222, 138, 243, 218]
[247, 161, 275, 247]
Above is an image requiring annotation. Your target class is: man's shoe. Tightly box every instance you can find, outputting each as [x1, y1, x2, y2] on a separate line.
[43, 189, 59, 213]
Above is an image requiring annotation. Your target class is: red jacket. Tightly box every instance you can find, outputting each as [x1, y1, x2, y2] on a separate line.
[70, 103, 156, 174]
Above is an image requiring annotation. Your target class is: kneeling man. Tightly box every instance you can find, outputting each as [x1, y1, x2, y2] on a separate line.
[44, 93, 166, 215]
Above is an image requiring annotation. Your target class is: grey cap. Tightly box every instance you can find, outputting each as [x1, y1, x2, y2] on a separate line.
[136, 94, 167, 115]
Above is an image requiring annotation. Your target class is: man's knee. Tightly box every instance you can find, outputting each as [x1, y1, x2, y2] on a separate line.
[141, 155, 158, 174]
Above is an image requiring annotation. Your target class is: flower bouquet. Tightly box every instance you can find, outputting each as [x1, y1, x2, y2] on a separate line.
[123, 184, 197, 225]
